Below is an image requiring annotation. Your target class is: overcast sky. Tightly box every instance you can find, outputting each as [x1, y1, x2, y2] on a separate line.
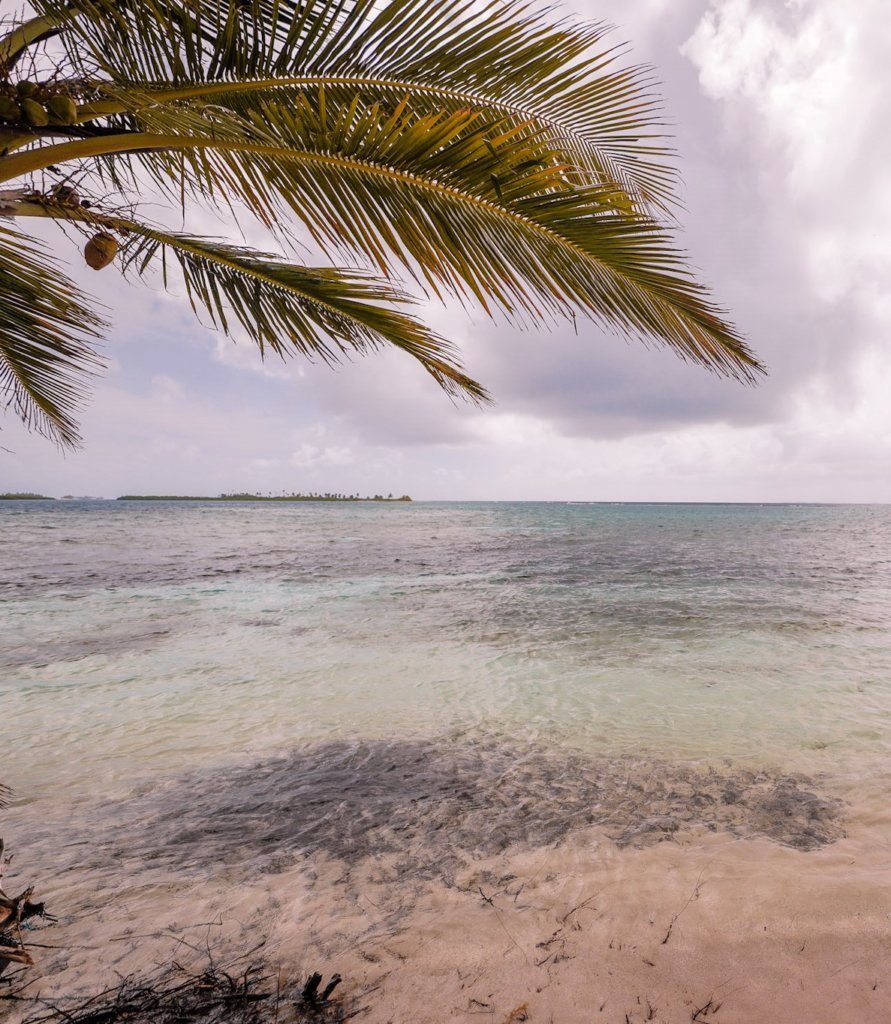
[3, 0, 889, 501]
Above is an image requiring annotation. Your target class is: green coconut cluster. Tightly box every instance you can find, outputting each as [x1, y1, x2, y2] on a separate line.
[0, 81, 79, 127]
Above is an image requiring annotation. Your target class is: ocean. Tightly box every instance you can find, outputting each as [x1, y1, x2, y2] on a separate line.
[3, 499, 891, 1022]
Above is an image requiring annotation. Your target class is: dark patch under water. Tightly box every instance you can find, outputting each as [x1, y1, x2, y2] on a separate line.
[70, 739, 845, 885]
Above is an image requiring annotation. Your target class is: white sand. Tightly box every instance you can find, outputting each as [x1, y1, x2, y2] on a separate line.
[8, 807, 891, 1024]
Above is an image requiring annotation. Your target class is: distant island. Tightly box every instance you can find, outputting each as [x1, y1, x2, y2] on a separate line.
[117, 492, 412, 502]
[0, 492, 54, 500]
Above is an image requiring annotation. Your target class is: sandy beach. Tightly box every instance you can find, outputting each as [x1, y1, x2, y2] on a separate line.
[4, 739, 891, 1023]
[5, 500, 891, 1022]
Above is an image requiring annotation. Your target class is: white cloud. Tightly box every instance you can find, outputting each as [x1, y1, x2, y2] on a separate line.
[211, 333, 294, 379]
[289, 437, 356, 469]
[148, 375, 186, 404]
[682, 0, 891, 296]
[683, 0, 874, 188]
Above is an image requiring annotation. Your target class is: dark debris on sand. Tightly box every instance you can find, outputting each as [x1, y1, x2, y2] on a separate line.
[5, 948, 353, 1024]
[1, 832, 54, 982]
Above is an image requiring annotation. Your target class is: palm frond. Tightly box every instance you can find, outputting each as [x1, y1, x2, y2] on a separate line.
[118, 221, 489, 401]
[0, 226, 106, 447]
[0, 94, 757, 378]
[0, 0, 758, 449]
[0, 12, 62, 69]
[35, 0, 677, 208]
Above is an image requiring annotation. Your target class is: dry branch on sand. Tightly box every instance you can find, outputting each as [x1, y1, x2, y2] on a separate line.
[0, 818, 348, 1023]
[0, 834, 54, 981]
[6, 947, 352, 1024]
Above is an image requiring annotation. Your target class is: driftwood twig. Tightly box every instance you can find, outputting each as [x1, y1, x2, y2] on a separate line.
[661, 872, 705, 945]
[1, 831, 53, 980]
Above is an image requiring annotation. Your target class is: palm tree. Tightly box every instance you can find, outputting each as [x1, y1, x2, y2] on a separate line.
[0, 0, 761, 448]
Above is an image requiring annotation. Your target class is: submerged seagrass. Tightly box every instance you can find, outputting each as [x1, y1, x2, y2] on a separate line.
[67, 739, 844, 886]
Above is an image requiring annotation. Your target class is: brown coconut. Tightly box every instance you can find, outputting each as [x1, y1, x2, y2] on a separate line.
[84, 232, 118, 270]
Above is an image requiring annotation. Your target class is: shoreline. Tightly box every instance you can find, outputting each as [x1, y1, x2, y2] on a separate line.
[4, 739, 890, 1022]
[4, 817, 889, 1023]
[5, 499, 891, 1021]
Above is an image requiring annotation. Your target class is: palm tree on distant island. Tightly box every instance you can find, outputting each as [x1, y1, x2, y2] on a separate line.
[0, 0, 761, 448]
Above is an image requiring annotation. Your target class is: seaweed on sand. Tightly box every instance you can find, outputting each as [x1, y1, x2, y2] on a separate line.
[7, 947, 353, 1024]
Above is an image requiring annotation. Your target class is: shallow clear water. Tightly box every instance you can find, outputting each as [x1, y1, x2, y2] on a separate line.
[5, 500, 891, 1022]
[3, 499, 891, 804]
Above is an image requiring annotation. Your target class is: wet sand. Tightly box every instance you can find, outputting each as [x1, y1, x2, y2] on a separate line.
[3, 739, 890, 1023]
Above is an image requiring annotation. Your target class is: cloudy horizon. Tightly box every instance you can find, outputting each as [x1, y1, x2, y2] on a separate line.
[3, 0, 889, 503]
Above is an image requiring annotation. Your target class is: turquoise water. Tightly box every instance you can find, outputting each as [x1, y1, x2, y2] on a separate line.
[3, 499, 891, 805]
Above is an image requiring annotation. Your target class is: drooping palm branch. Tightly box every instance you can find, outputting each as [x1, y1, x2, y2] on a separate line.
[0, 0, 761, 448]
[0, 224, 105, 446]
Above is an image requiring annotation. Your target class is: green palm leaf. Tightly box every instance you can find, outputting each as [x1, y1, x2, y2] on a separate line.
[31, 0, 677, 208]
[118, 221, 489, 401]
[0, 226, 105, 448]
[0, 0, 761, 445]
[0, 97, 758, 378]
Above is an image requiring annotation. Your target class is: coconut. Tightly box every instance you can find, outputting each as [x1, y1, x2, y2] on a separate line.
[47, 94, 78, 125]
[84, 232, 119, 270]
[20, 98, 49, 127]
[0, 97, 20, 123]
[51, 184, 80, 205]
[15, 81, 37, 98]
